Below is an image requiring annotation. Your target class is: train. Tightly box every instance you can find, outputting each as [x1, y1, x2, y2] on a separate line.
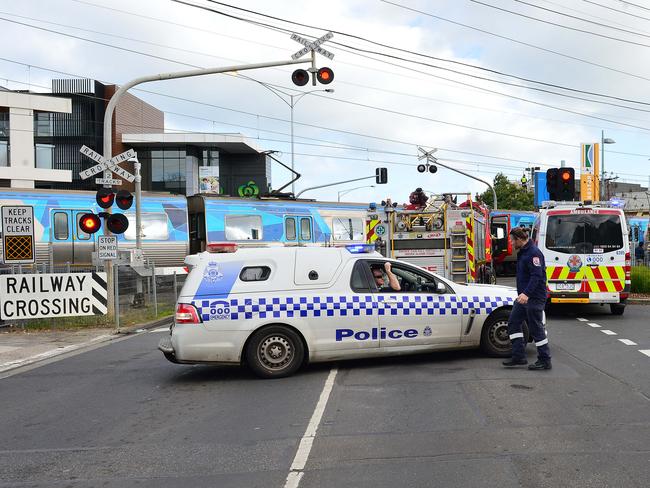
[0, 188, 368, 268]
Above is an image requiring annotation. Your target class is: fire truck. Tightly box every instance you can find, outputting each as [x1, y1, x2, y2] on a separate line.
[367, 189, 495, 284]
[533, 200, 631, 315]
[490, 210, 537, 276]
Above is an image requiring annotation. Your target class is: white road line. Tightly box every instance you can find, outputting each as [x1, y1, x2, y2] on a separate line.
[601, 330, 617, 335]
[587, 323, 601, 328]
[577, 318, 589, 322]
[284, 368, 338, 488]
[640, 350, 650, 358]
[618, 339, 637, 346]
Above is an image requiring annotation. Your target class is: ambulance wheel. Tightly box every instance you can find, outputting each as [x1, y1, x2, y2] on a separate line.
[480, 309, 529, 357]
[246, 326, 305, 379]
[610, 303, 626, 315]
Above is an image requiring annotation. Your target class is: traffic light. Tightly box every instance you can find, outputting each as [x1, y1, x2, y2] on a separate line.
[106, 213, 129, 234]
[557, 167, 575, 201]
[291, 69, 309, 86]
[546, 168, 559, 200]
[79, 213, 101, 234]
[316, 67, 334, 84]
[375, 167, 388, 184]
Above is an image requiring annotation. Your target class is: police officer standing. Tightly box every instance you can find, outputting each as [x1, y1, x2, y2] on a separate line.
[502, 227, 552, 370]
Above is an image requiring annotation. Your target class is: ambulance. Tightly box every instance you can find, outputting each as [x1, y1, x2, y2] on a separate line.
[159, 244, 518, 378]
[534, 201, 630, 314]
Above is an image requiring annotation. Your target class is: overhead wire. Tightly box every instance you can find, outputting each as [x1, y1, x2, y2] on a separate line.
[581, 0, 650, 24]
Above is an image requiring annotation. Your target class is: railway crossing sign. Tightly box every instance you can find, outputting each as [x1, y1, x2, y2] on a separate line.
[1, 205, 35, 265]
[78, 146, 136, 184]
[291, 32, 334, 60]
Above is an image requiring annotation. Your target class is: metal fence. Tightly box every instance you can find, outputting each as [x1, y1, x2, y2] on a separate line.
[0, 263, 185, 329]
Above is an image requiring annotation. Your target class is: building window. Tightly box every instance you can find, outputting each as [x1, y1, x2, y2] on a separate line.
[225, 215, 262, 240]
[0, 142, 7, 167]
[35, 144, 55, 169]
[34, 112, 54, 137]
[202, 149, 219, 166]
[0, 111, 8, 137]
[150, 148, 185, 194]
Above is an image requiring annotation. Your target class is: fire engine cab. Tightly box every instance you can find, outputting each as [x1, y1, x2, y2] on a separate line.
[534, 200, 631, 315]
[367, 189, 494, 284]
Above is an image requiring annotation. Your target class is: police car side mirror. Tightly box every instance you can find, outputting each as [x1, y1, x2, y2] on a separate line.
[436, 282, 446, 294]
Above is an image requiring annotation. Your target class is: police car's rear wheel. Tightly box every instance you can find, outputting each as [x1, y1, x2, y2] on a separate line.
[246, 326, 305, 379]
[480, 309, 529, 357]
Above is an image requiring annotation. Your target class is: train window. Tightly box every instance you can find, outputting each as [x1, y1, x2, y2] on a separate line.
[53, 212, 69, 240]
[285, 218, 297, 241]
[225, 215, 263, 240]
[332, 217, 364, 241]
[123, 213, 169, 241]
[239, 266, 271, 282]
[300, 218, 312, 241]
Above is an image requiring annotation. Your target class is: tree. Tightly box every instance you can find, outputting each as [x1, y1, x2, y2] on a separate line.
[479, 173, 534, 210]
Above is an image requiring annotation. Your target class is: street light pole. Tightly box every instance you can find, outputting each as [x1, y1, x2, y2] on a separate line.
[601, 130, 616, 200]
[337, 185, 375, 202]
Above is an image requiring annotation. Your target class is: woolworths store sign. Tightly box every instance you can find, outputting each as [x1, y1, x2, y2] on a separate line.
[0, 273, 107, 320]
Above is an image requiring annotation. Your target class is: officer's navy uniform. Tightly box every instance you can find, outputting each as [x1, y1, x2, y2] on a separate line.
[507, 240, 551, 368]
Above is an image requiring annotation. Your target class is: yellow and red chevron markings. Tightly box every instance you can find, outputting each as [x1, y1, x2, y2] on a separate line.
[366, 219, 380, 243]
[546, 266, 625, 292]
[466, 216, 476, 282]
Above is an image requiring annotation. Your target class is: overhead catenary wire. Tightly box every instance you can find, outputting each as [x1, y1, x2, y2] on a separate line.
[4, 57, 650, 168]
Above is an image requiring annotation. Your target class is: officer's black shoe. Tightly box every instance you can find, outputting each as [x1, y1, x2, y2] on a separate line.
[528, 360, 552, 370]
[502, 358, 528, 367]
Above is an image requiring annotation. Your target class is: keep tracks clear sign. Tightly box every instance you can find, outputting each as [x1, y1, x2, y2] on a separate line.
[0, 272, 108, 320]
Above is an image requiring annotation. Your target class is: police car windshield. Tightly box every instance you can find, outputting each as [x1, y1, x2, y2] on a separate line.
[545, 214, 623, 254]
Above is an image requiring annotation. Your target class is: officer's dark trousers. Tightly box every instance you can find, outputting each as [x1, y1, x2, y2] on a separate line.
[507, 299, 551, 362]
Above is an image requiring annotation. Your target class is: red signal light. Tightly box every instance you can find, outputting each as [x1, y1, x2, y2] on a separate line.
[316, 67, 334, 85]
[79, 213, 101, 234]
[561, 171, 571, 181]
[291, 69, 309, 87]
[96, 188, 115, 209]
[106, 214, 129, 234]
[115, 190, 133, 210]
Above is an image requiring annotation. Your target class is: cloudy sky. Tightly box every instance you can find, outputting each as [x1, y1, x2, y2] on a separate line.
[1, 0, 650, 203]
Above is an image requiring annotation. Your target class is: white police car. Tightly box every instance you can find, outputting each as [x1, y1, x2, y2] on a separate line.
[158, 244, 519, 378]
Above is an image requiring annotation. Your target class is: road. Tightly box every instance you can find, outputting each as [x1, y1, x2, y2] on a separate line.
[1, 306, 649, 488]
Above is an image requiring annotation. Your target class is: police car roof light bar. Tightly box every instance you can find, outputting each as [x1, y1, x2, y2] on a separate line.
[206, 243, 239, 253]
[346, 244, 375, 254]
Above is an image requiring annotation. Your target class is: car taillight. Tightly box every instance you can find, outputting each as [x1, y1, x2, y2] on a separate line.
[206, 242, 238, 253]
[175, 303, 201, 324]
[625, 251, 631, 280]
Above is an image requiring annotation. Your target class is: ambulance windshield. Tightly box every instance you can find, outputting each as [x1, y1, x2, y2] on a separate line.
[545, 214, 623, 254]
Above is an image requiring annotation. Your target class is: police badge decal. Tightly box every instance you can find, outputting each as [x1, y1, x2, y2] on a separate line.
[423, 326, 432, 337]
[203, 262, 224, 283]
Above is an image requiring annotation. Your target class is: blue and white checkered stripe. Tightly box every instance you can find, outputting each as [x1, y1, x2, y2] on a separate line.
[193, 295, 514, 322]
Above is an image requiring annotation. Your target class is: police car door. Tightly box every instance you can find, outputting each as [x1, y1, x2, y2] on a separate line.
[371, 261, 461, 348]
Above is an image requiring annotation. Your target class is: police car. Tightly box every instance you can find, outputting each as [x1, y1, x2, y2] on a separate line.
[158, 244, 519, 378]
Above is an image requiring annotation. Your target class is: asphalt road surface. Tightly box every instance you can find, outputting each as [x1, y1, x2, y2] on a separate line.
[1, 305, 649, 488]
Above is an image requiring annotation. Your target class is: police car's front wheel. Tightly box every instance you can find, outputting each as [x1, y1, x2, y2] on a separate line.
[480, 309, 529, 357]
[246, 326, 305, 379]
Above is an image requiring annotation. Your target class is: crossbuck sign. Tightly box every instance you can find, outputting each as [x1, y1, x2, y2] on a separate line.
[291, 32, 334, 60]
[78, 145, 136, 184]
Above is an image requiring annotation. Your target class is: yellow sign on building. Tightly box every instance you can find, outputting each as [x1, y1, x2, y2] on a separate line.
[580, 143, 600, 202]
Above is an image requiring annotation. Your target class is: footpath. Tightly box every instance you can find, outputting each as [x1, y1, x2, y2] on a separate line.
[0, 318, 171, 375]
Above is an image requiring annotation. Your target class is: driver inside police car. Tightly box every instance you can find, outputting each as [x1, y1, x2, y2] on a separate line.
[372, 262, 401, 292]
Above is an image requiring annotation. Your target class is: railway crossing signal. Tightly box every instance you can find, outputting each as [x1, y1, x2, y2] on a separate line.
[80, 188, 134, 235]
[290, 32, 335, 87]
